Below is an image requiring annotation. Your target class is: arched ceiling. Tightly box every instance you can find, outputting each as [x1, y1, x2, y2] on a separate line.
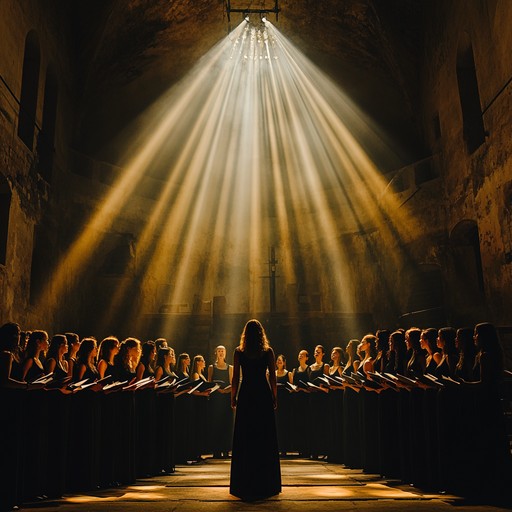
[70, 0, 427, 168]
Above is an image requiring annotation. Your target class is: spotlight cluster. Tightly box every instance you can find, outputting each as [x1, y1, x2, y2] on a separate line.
[232, 21, 278, 62]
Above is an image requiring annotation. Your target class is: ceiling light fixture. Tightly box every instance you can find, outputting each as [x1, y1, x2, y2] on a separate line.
[226, 0, 280, 24]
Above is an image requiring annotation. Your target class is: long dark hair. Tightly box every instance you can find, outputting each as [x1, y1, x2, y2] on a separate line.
[190, 355, 205, 377]
[421, 328, 438, 353]
[438, 327, 457, 356]
[375, 329, 390, 352]
[455, 327, 477, 379]
[475, 322, 504, 369]
[98, 336, 119, 363]
[362, 334, 377, 359]
[389, 331, 407, 374]
[276, 354, 287, 369]
[239, 319, 269, 357]
[406, 328, 422, 352]
[76, 337, 97, 370]
[156, 347, 171, 370]
[25, 331, 48, 358]
[46, 334, 67, 361]
[140, 341, 156, 367]
[116, 337, 141, 371]
[177, 353, 190, 374]
[345, 339, 359, 364]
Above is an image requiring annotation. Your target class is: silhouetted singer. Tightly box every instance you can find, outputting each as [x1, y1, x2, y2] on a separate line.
[229, 319, 281, 501]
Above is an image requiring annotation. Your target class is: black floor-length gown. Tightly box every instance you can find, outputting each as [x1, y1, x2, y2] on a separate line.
[230, 348, 281, 500]
[275, 372, 292, 455]
[209, 365, 233, 457]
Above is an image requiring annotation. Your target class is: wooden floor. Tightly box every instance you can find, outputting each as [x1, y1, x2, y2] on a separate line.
[18, 458, 512, 512]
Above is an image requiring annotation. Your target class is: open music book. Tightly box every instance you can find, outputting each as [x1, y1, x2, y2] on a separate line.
[187, 381, 220, 394]
[31, 372, 54, 385]
[439, 375, 461, 385]
[122, 376, 154, 391]
[102, 380, 129, 393]
[155, 377, 177, 389]
[306, 381, 329, 393]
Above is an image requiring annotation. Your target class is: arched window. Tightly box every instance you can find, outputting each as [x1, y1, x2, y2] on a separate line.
[18, 31, 40, 150]
[0, 175, 12, 265]
[37, 65, 58, 182]
[456, 33, 485, 153]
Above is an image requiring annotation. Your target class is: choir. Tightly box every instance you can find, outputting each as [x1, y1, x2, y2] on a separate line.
[0, 321, 511, 511]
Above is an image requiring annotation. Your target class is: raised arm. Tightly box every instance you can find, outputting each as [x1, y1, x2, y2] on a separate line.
[231, 349, 240, 408]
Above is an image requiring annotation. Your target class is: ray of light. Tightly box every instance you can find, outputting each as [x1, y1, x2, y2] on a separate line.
[44, 18, 422, 339]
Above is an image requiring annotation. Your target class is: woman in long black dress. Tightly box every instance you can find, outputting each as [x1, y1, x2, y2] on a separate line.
[419, 327, 441, 488]
[342, 339, 360, 376]
[290, 349, 311, 457]
[208, 345, 233, 459]
[328, 347, 344, 462]
[0, 322, 32, 510]
[420, 328, 441, 375]
[155, 346, 177, 474]
[21, 330, 49, 382]
[461, 323, 512, 496]
[74, 337, 100, 382]
[135, 341, 157, 477]
[65, 332, 81, 379]
[405, 327, 426, 378]
[176, 353, 191, 380]
[136, 340, 156, 380]
[154, 346, 175, 381]
[434, 327, 459, 490]
[275, 354, 291, 457]
[374, 330, 390, 373]
[68, 337, 102, 491]
[434, 327, 458, 378]
[97, 336, 120, 380]
[308, 344, 330, 459]
[454, 327, 477, 381]
[230, 319, 281, 501]
[44, 334, 69, 380]
[97, 336, 121, 487]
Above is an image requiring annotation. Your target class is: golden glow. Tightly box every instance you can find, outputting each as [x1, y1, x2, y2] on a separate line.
[41, 19, 420, 334]
[65, 486, 167, 503]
